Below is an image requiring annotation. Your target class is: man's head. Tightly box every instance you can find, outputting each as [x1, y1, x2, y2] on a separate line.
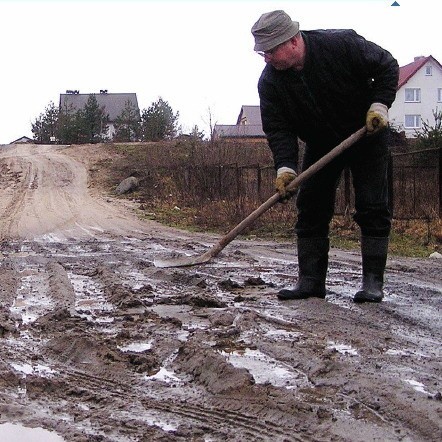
[251, 10, 299, 52]
[251, 10, 305, 71]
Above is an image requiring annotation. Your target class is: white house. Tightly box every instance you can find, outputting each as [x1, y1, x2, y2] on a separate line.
[221, 56, 442, 140]
[389, 55, 442, 137]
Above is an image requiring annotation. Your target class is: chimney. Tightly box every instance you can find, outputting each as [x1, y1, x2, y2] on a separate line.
[414, 56, 426, 62]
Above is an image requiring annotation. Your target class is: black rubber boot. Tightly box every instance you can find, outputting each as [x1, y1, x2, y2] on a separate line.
[278, 237, 329, 300]
[353, 236, 388, 303]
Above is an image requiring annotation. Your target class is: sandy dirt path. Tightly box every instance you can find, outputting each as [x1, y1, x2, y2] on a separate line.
[0, 143, 441, 441]
[0, 143, 162, 240]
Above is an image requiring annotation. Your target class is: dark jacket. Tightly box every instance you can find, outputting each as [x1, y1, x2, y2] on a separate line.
[258, 29, 399, 171]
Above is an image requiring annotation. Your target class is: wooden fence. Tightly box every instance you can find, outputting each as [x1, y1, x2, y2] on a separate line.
[152, 146, 441, 220]
[334, 147, 442, 219]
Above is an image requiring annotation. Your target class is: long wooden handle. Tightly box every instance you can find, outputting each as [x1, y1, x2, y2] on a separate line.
[286, 127, 367, 193]
[206, 127, 367, 259]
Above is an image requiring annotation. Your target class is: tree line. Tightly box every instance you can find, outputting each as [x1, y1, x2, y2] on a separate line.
[31, 95, 203, 144]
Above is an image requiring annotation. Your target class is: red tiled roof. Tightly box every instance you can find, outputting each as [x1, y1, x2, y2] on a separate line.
[398, 55, 442, 88]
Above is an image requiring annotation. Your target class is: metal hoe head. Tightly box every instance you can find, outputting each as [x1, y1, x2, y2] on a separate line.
[153, 250, 213, 268]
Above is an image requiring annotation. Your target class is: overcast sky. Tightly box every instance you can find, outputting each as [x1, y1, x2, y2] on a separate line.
[0, 0, 439, 144]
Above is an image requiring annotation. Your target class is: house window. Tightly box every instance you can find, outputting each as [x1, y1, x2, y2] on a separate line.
[425, 65, 432, 76]
[404, 115, 421, 128]
[438, 88, 442, 102]
[405, 88, 421, 102]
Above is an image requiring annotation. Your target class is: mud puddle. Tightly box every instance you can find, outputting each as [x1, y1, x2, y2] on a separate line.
[0, 233, 440, 442]
[0, 423, 65, 441]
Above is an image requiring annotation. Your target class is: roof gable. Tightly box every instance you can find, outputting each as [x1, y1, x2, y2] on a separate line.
[11, 136, 34, 144]
[236, 105, 262, 125]
[59, 92, 140, 121]
[398, 55, 442, 88]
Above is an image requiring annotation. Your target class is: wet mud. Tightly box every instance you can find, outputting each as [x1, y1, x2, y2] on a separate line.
[0, 143, 441, 441]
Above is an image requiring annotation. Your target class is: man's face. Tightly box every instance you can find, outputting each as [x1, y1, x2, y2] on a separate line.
[259, 37, 303, 71]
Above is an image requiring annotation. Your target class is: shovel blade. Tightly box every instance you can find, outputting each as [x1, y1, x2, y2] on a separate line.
[153, 251, 213, 268]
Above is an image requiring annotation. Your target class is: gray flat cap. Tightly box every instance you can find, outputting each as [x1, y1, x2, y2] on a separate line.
[251, 10, 299, 52]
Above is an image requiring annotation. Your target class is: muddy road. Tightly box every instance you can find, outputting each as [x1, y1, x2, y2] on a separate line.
[0, 143, 441, 441]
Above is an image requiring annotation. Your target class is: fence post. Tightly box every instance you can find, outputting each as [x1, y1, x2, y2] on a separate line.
[388, 153, 394, 216]
[439, 147, 442, 217]
[344, 167, 351, 211]
[219, 165, 224, 199]
[236, 164, 241, 199]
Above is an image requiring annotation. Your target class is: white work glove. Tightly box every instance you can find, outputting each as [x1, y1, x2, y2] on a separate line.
[275, 167, 297, 203]
[366, 102, 388, 134]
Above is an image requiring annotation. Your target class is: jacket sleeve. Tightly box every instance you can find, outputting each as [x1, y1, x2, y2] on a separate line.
[348, 31, 399, 108]
[258, 75, 299, 172]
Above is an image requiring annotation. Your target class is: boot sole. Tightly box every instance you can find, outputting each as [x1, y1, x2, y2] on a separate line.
[277, 290, 326, 301]
[353, 291, 383, 303]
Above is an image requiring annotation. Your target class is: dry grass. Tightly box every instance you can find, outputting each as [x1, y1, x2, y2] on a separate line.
[86, 139, 441, 258]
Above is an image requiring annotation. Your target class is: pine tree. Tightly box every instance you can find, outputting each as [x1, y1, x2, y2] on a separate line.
[78, 95, 109, 144]
[31, 102, 59, 143]
[113, 100, 141, 142]
[140, 97, 179, 141]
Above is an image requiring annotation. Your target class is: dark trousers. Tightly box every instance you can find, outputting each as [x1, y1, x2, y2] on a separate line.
[295, 131, 391, 239]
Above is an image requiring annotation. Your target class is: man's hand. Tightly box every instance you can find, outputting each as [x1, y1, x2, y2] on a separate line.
[275, 168, 297, 203]
[366, 102, 388, 134]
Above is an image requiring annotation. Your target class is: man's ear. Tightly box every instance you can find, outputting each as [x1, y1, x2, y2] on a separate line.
[290, 35, 299, 47]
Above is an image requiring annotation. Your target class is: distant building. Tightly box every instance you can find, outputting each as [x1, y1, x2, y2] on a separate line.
[59, 91, 140, 139]
[213, 105, 265, 141]
[389, 55, 442, 137]
[218, 56, 442, 141]
[10, 136, 34, 144]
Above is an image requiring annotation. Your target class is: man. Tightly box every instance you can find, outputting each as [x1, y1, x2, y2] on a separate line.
[251, 10, 399, 303]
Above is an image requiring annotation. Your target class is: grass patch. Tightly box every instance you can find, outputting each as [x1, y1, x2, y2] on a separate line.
[135, 200, 440, 257]
[90, 140, 441, 259]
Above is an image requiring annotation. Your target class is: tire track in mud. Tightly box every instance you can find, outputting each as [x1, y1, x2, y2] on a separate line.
[1, 143, 441, 441]
[2, 239, 438, 441]
[1, 249, 310, 440]
[39, 346, 297, 439]
[0, 143, 156, 241]
[0, 157, 34, 240]
[0, 242, 310, 440]
[0, 147, 70, 240]
[52, 260, 308, 441]
[34, 364, 301, 442]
